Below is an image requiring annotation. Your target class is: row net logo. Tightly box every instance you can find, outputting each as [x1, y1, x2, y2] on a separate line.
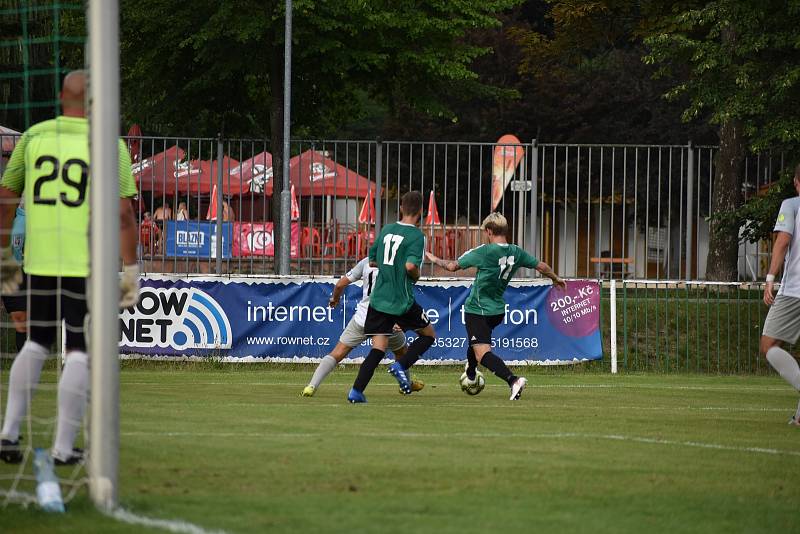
[120, 286, 233, 350]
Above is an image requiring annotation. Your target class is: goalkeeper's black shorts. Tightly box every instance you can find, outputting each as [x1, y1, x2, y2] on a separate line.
[28, 275, 87, 351]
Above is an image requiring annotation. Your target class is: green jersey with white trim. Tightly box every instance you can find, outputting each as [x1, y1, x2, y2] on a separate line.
[1, 116, 137, 277]
[458, 242, 539, 315]
[367, 221, 425, 314]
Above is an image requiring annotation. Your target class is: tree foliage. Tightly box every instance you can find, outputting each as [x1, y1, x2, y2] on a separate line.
[644, 0, 800, 153]
[120, 0, 520, 138]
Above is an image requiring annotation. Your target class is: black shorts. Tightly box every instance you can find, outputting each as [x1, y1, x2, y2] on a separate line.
[465, 312, 504, 346]
[28, 275, 87, 351]
[1, 272, 27, 314]
[363, 302, 431, 336]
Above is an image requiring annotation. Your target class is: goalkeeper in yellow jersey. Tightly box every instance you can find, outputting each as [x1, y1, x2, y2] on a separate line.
[0, 71, 140, 465]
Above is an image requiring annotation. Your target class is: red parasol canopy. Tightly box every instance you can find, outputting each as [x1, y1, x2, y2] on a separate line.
[265, 150, 374, 198]
[230, 151, 273, 194]
[136, 150, 242, 196]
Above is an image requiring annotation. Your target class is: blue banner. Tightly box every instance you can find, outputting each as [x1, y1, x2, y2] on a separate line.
[120, 277, 603, 364]
[164, 220, 232, 258]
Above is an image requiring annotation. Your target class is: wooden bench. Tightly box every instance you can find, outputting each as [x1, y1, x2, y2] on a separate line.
[590, 257, 633, 279]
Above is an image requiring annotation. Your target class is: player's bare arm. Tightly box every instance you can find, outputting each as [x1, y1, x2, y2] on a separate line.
[535, 261, 566, 290]
[425, 250, 460, 272]
[764, 231, 791, 306]
[329, 276, 351, 307]
[406, 262, 420, 281]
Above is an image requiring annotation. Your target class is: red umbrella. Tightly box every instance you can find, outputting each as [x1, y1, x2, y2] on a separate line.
[206, 184, 219, 220]
[358, 187, 376, 224]
[291, 184, 300, 220]
[230, 151, 273, 194]
[133, 146, 186, 191]
[138, 153, 241, 196]
[425, 190, 441, 225]
[266, 150, 374, 198]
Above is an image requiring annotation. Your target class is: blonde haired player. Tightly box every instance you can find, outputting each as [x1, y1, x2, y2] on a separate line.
[301, 257, 423, 396]
[427, 212, 565, 400]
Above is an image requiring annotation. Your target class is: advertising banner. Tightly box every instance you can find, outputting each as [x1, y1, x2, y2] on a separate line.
[120, 277, 603, 364]
[164, 220, 232, 258]
[232, 222, 300, 258]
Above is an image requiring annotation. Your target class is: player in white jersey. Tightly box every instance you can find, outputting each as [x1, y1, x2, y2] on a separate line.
[301, 257, 424, 396]
[761, 164, 800, 425]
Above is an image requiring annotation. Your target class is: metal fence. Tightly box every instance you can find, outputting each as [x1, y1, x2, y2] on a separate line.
[0, 134, 789, 280]
[602, 280, 776, 374]
[115, 137, 788, 280]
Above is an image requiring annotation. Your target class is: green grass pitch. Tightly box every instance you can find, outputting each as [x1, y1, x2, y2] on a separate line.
[2, 364, 799, 533]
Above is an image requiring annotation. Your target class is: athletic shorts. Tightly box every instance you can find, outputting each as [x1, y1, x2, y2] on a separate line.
[339, 316, 406, 352]
[464, 312, 504, 346]
[763, 294, 800, 345]
[1, 272, 27, 314]
[28, 275, 88, 351]
[363, 302, 430, 336]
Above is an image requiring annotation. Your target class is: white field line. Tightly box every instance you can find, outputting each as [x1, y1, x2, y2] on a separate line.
[120, 381, 792, 392]
[112, 430, 800, 459]
[104, 507, 229, 534]
[118, 401, 790, 412]
[1, 491, 226, 534]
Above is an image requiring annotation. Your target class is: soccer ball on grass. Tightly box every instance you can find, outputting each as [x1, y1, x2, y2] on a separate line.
[459, 370, 486, 396]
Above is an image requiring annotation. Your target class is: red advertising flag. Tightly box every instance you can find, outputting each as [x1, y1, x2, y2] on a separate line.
[425, 190, 441, 225]
[490, 134, 524, 211]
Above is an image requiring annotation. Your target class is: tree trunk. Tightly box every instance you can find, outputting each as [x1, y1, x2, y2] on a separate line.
[270, 41, 284, 275]
[705, 119, 745, 281]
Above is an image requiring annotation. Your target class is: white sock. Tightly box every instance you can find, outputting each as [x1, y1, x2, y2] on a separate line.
[308, 355, 338, 389]
[766, 346, 800, 391]
[52, 351, 89, 459]
[1, 341, 49, 441]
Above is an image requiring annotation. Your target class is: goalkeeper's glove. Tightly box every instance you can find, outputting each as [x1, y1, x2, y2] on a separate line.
[0, 246, 22, 295]
[119, 263, 140, 308]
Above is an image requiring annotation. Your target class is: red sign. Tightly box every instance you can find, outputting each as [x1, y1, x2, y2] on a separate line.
[232, 222, 300, 258]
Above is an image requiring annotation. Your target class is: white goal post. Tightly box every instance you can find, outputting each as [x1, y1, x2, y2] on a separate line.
[88, 0, 121, 510]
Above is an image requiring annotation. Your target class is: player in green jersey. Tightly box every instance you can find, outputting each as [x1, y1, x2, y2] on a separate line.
[0, 71, 140, 465]
[426, 212, 565, 400]
[348, 191, 436, 403]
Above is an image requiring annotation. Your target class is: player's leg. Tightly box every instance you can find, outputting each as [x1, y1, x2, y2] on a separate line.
[392, 302, 435, 373]
[349, 306, 392, 402]
[467, 313, 527, 400]
[0, 276, 54, 463]
[302, 339, 354, 396]
[51, 277, 89, 464]
[388, 329, 423, 392]
[761, 295, 800, 424]
[464, 345, 478, 380]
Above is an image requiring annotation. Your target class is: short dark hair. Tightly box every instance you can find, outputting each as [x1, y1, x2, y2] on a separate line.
[795, 162, 800, 180]
[401, 190, 423, 217]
